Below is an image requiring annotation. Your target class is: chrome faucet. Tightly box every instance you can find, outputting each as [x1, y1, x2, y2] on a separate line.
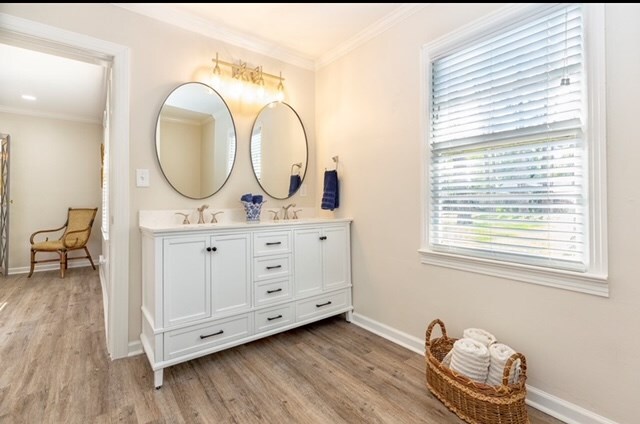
[197, 204, 209, 224]
[282, 203, 296, 220]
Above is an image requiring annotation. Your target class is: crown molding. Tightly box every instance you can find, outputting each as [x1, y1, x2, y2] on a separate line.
[316, 3, 429, 69]
[111, 3, 315, 70]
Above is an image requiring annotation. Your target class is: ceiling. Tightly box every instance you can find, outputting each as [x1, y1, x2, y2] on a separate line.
[0, 4, 423, 123]
[0, 43, 107, 123]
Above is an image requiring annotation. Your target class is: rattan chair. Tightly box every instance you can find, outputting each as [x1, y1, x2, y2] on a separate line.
[28, 207, 98, 278]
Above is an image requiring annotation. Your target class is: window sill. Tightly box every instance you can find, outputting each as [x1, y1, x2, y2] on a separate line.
[418, 249, 608, 297]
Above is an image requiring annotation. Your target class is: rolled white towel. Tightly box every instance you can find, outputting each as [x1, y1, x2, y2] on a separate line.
[486, 343, 521, 386]
[450, 338, 490, 383]
[463, 328, 497, 347]
[441, 349, 453, 367]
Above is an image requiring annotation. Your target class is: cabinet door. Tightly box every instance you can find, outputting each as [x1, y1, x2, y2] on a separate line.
[163, 236, 211, 327]
[294, 228, 323, 296]
[210, 233, 251, 315]
[323, 226, 350, 291]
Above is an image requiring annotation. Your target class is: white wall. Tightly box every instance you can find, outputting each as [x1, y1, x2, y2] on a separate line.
[316, 3, 640, 423]
[0, 111, 102, 271]
[0, 3, 316, 343]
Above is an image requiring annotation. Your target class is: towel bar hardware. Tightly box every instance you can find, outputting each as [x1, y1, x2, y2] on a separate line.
[266, 265, 282, 270]
[266, 242, 282, 246]
[206, 247, 218, 252]
[267, 315, 283, 321]
[316, 301, 332, 308]
[267, 288, 282, 294]
[200, 330, 223, 339]
[319, 236, 327, 240]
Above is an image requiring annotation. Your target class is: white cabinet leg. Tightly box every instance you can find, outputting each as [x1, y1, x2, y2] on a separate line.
[345, 310, 353, 323]
[154, 369, 163, 389]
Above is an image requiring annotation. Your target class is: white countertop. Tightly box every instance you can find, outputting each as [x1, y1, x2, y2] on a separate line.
[139, 209, 351, 235]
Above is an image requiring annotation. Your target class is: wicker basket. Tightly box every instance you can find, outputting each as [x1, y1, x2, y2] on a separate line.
[425, 319, 529, 424]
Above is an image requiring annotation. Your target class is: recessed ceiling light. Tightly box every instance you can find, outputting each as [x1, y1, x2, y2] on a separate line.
[21, 94, 37, 101]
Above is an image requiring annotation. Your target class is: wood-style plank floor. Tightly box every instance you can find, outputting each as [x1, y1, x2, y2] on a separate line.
[0, 268, 562, 423]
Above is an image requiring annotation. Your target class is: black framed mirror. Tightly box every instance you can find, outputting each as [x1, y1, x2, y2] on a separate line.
[155, 82, 236, 199]
[250, 101, 308, 199]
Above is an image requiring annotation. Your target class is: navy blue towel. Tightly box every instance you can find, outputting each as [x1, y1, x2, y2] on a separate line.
[288, 174, 302, 196]
[321, 170, 339, 210]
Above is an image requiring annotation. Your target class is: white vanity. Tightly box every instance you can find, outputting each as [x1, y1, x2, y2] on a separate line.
[139, 213, 353, 388]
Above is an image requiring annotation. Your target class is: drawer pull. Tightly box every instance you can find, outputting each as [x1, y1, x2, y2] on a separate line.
[316, 301, 332, 308]
[266, 241, 282, 246]
[319, 236, 327, 241]
[267, 314, 283, 321]
[267, 288, 283, 294]
[200, 330, 224, 339]
[266, 265, 282, 270]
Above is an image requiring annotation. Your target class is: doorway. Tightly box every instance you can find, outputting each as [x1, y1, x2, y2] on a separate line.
[0, 14, 131, 359]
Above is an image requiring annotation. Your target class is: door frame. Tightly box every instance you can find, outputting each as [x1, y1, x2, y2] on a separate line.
[0, 13, 131, 359]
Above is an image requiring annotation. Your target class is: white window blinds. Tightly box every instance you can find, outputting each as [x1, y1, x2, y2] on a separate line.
[429, 4, 586, 271]
[251, 124, 262, 180]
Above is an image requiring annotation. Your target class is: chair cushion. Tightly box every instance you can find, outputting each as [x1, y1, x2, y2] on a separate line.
[32, 240, 65, 251]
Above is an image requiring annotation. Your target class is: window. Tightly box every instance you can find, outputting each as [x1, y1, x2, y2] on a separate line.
[227, 127, 236, 174]
[251, 123, 262, 180]
[420, 4, 607, 296]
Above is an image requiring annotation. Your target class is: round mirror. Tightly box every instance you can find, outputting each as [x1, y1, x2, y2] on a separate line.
[155, 82, 236, 199]
[250, 102, 308, 199]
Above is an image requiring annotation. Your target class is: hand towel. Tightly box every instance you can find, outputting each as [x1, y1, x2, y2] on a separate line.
[252, 195, 263, 204]
[486, 343, 521, 386]
[321, 170, 339, 211]
[463, 328, 497, 347]
[288, 174, 302, 196]
[240, 193, 253, 203]
[449, 338, 490, 383]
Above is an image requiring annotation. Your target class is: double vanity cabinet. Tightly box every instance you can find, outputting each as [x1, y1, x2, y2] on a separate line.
[139, 217, 353, 388]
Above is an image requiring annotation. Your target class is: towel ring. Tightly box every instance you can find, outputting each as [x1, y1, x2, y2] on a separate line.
[290, 162, 302, 176]
[325, 156, 339, 171]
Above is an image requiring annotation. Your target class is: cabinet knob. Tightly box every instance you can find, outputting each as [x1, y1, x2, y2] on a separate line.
[212, 247, 217, 252]
[206, 247, 212, 252]
[319, 236, 327, 241]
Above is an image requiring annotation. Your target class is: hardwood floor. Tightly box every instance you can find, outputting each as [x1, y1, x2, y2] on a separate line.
[0, 268, 563, 423]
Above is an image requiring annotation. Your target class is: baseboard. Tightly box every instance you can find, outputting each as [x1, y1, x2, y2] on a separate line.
[350, 312, 616, 424]
[351, 312, 425, 355]
[128, 340, 143, 357]
[525, 386, 618, 424]
[10, 259, 93, 275]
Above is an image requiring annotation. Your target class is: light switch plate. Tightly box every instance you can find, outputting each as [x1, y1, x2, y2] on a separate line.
[136, 169, 150, 187]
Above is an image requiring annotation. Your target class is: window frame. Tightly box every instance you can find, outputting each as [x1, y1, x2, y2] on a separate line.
[419, 3, 608, 297]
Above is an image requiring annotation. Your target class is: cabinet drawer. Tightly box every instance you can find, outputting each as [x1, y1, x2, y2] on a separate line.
[253, 254, 291, 281]
[296, 290, 349, 322]
[164, 314, 252, 360]
[255, 304, 295, 333]
[255, 278, 292, 307]
[253, 231, 291, 256]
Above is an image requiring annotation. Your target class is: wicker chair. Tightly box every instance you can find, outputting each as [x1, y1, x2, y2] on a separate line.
[28, 207, 98, 278]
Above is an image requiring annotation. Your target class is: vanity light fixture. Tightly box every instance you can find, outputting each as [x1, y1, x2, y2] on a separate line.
[210, 52, 285, 103]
